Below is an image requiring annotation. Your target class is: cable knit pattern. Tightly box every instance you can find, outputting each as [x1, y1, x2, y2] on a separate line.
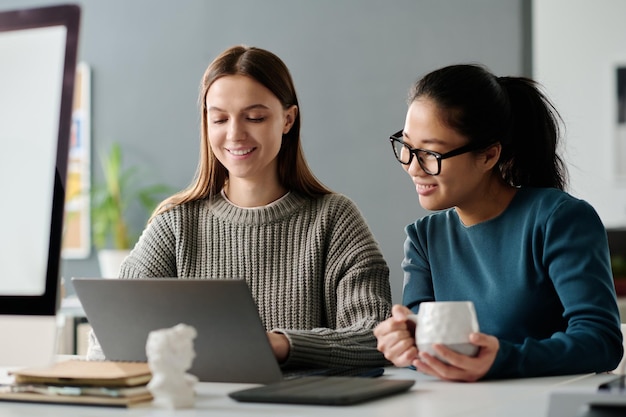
[119, 192, 392, 368]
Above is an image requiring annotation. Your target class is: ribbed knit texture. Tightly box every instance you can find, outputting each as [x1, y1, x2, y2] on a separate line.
[118, 192, 392, 368]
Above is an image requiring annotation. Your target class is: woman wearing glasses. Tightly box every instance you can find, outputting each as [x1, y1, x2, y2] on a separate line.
[374, 64, 623, 381]
[88, 45, 392, 369]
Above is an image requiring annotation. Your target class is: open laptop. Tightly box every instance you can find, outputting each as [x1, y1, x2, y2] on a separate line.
[72, 278, 387, 384]
[72, 278, 416, 405]
[0, 4, 80, 368]
[72, 278, 284, 384]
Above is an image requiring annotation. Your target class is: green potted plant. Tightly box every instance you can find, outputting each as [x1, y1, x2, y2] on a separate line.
[91, 142, 172, 277]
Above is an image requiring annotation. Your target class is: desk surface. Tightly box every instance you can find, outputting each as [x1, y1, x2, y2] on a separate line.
[0, 366, 619, 417]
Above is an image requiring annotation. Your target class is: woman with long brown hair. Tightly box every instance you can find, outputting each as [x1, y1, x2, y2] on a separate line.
[90, 45, 392, 370]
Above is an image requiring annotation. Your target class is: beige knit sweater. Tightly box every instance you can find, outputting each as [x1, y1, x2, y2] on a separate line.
[119, 191, 392, 368]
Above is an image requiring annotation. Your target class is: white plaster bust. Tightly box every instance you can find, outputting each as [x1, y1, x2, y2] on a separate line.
[145, 323, 198, 409]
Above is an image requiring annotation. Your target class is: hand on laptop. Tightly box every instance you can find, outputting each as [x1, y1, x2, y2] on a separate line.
[267, 332, 290, 363]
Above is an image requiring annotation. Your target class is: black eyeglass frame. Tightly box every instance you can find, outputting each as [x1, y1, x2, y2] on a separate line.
[389, 130, 490, 176]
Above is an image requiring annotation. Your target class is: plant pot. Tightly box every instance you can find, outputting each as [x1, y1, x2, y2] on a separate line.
[97, 249, 132, 278]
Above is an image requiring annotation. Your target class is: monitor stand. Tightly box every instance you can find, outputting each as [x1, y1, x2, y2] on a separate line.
[0, 315, 57, 369]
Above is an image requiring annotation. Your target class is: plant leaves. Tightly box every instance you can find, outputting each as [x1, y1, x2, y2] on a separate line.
[91, 142, 173, 250]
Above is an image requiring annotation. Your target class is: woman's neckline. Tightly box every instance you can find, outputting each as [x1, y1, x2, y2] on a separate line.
[220, 188, 291, 209]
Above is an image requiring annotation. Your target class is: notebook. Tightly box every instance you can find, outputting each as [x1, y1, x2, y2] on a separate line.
[71, 278, 384, 384]
[11, 359, 152, 387]
[228, 376, 415, 406]
[0, 388, 152, 408]
[0, 360, 153, 408]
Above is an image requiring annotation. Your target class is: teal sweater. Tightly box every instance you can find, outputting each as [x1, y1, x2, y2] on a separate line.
[402, 187, 623, 379]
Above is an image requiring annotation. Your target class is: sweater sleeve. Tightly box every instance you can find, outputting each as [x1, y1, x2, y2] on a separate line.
[276, 196, 393, 368]
[487, 199, 623, 378]
[119, 213, 178, 279]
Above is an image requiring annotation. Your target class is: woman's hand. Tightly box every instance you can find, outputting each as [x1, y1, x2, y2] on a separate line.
[374, 304, 419, 367]
[267, 331, 290, 362]
[413, 332, 499, 382]
[374, 304, 500, 382]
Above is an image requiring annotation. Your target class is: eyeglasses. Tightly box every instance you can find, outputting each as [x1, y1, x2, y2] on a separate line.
[389, 130, 487, 176]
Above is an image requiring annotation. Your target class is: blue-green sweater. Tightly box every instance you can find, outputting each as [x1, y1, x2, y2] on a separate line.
[402, 187, 623, 379]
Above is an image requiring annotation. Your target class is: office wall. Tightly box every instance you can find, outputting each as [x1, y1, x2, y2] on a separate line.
[533, 0, 626, 228]
[1, 0, 527, 303]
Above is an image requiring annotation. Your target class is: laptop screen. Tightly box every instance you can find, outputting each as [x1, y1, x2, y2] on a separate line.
[0, 4, 80, 366]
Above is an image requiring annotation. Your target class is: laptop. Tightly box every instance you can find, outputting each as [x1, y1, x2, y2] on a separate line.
[72, 278, 284, 384]
[72, 278, 386, 383]
[547, 375, 626, 417]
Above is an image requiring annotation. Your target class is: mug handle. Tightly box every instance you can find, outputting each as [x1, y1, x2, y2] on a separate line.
[406, 314, 420, 341]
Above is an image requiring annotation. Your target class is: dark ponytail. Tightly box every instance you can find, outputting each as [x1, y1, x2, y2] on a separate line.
[496, 76, 567, 190]
[410, 64, 568, 190]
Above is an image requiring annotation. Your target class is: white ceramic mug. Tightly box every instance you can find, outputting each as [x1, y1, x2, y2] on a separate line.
[408, 301, 480, 361]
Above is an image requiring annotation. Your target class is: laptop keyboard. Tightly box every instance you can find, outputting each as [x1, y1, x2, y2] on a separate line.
[282, 366, 384, 379]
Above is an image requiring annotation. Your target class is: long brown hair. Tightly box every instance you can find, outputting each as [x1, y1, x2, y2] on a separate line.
[151, 45, 331, 219]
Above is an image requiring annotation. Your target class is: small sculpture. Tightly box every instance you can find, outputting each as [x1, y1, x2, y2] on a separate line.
[145, 323, 198, 409]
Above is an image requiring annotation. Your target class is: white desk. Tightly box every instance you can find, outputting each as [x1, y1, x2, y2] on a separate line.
[0, 366, 619, 417]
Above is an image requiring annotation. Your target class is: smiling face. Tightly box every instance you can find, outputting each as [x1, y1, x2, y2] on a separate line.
[402, 98, 496, 213]
[205, 74, 297, 191]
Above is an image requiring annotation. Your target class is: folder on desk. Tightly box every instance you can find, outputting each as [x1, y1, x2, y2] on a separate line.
[0, 360, 153, 407]
[10, 359, 151, 387]
[0, 387, 152, 408]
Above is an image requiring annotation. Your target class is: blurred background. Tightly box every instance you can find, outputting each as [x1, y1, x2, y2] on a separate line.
[4, 0, 622, 305]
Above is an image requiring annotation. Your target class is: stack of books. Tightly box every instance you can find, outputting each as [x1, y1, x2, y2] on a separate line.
[0, 359, 153, 407]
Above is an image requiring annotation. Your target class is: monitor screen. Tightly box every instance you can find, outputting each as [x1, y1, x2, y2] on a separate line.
[0, 4, 80, 367]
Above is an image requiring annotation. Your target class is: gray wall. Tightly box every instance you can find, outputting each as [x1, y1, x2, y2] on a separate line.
[1, 0, 529, 303]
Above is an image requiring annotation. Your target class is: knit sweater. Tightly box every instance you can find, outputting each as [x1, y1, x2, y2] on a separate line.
[118, 191, 392, 368]
[402, 187, 623, 379]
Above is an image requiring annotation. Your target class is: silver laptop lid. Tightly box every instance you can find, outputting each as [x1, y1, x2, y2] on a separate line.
[72, 278, 283, 384]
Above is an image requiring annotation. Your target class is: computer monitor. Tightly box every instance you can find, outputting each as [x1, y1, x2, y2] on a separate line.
[0, 4, 80, 367]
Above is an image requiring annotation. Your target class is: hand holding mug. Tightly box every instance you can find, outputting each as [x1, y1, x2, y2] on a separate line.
[375, 302, 498, 382]
[374, 305, 419, 367]
[409, 301, 500, 382]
